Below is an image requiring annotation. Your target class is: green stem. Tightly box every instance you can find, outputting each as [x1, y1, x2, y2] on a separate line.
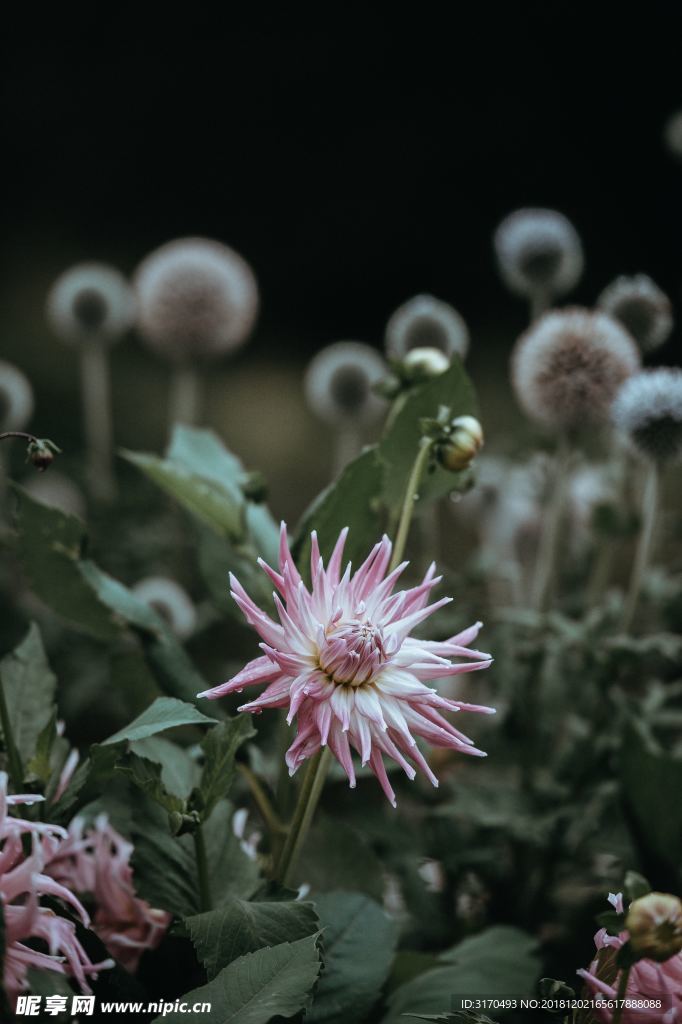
[0, 676, 23, 791]
[81, 343, 115, 501]
[621, 461, 659, 632]
[389, 437, 433, 573]
[170, 362, 201, 428]
[238, 763, 285, 838]
[275, 747, 331, 888]
[531, 434, 572, 613]
[612, 964, 631, 1024]
[193, 824, 211, 912]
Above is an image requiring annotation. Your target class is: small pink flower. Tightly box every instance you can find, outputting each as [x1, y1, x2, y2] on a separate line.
[46, 815, 171, 973]
[199, 525, 494, 805]
[0, 773, 111, 1008]
[577, 893, 682, 1023]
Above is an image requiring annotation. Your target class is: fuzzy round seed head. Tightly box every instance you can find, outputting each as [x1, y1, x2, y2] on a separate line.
[385, 295, 469, 361]
[131, 576, 197, 639]
[494, 208, 583, 299]
[612, 368, 682, 463]
[626, 892, 682, 962]
[304, 342, 387, 426]
[47, 263, 135, 346]
[134, 237, 258, 361]
[598, 274, 673, 352]
[664, 110, 682, 160]
[402, 347, 451, 379]
[511, 308, 640, 431]
[0, 361, 34, 431]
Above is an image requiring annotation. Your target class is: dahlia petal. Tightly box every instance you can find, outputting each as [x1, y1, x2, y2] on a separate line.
[328, 725, 356, 787]
[278, 522, 302, 587]
[327, 526, 349, 585]
[369, 750, 396, 807]
[409, 658, 493, 680]
[257, 557, 285, 594]
[384, 596, 453, 644]
[198, 655, 277, 699]
[230, 576, 285, 647]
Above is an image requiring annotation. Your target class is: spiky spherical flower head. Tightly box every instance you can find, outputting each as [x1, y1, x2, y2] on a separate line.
[47, 262, 135, 346]
[132, 576, 197, 639]
[199, 525, 494, 806]
[598, 274, 673, 352]
[494, 208, 584, 299]
[612, 368, 682, 463]
[304, 342, 387, 426]
[0, 360, 34, 431]
[626, 893, 682, 962]
[385, 295, 469, 361]
[437, 415, 484, 472]
[511, 308, 640, 431]
[134, 237, 258, 361]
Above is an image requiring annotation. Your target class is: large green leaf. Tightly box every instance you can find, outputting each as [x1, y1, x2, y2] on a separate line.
[378, 359, 477, 509]
[10, 484, 120, 640]
[130, 735, 201, 799]
[186, 897, 319, 979]
[382, 927, 539, 1024]
[197, 716, 256, 820]
[0, 623, 56, 766]
[102, 697, 216, 746]
[297, 818, 385, 899]
[308, 891, 398, 1023]
[294, 447, 384, 567]
[153, 934, 321, 1024]
[116, 752, 186, 814]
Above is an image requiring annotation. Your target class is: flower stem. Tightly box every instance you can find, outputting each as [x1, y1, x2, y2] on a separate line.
[389, 437, 433, 573]
[0, 675, 23, 791]
[193, 824, 211, 912]
[612, 964, 631, 1024]
[170, 362, 201, 428]
[621, 461, 659, 632]
[531, 434, 572, 613]
[275, 747, 331, 888]
[238, 763, 285, 838]
[80, 343, 116, 500]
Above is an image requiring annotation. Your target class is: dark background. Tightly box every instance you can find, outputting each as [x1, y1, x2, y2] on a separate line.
[1, 9, 682, 512]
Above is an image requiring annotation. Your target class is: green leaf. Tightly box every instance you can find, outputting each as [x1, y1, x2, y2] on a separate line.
[202, 801, 261, 907]
[152, 934, 322, 1024]
[50, 743, 123, 823]
[25, 969, 74, 1021]
[0, 623, 57, 766]
[294, 447, 384, 567]
[378, 359, 477, 510]
[196, 717, 256, 819]
[10, 484, 121, 640]
[297, 817, 385, 899]
[621, 720, 682, 882]
[308, 891, 398, 1023]
[382, 926, 539, 1024]
[26, 709, 59, 785]
[185, 897, 319, 979]
[103, 697, 216, 746]
[122, 426, 246, 539]
[130, 735, 201, 800]
[116, 752, 186, 814]
[624, 870, 651, 902]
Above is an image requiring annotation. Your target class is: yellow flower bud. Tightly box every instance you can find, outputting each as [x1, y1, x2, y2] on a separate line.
[438, 415, 484, 472]
[626, 892, 682, 962]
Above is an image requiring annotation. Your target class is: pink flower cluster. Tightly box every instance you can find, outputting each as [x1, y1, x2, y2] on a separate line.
[578, 894, 682, 1023]
[45, 815, 171, 973]
[0, 773, 112, 1007]
[200, 525, 494, 806]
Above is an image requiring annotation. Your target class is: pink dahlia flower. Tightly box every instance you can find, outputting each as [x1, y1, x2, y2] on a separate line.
[46, 815, 171, 973]
[0, 773, 112, 1007]
[199, 525, 494, 805]
[578, 893, 682, 1023]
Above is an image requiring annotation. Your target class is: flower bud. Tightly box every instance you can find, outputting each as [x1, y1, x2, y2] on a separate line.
[402, 346, 450, 382]
[438, 415, 484, 471]
[26, 438, 61, 472]
[625, 892, 682, 961]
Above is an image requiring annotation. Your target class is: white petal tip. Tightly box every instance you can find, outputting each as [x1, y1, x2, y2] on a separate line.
[390, 799, 397, 809]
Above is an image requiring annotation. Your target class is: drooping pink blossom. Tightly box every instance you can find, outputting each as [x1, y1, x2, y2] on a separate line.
[45, 815, 171, 973]
[577, 893, 682, 1023]
[0, 772, 112, 1007]
[199, 525, 494, 806]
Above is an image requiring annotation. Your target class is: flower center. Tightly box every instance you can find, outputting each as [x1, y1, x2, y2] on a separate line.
[318, 620, 386, 687]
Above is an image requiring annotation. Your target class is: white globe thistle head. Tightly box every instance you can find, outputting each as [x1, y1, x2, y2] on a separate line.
[494, 208, 584, 299]
[664, 110, 682, 160]
[385, 294, 469, 361]
[402, 346, 451, 381]
[47, 262, 135, 346]
[597, 274, 673, 353]
[304, 341, 387, 426]
[134, 237, 259, 361]
[511, 308, 640, 432]
[131, 576, 197, 639]
[23, 471, 87, 519]
[0, 361, 34, 431]
[612, 368, 682, 464]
